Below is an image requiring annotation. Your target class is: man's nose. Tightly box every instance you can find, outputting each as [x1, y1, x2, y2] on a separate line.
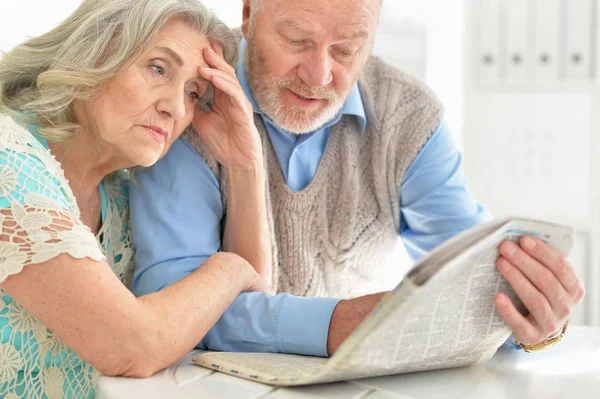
[297, 49, 333, 89]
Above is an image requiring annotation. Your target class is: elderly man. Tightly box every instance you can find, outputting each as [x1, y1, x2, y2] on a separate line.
[130, 0, 584, 356]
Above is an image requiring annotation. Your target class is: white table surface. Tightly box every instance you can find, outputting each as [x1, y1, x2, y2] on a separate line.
[98, 326, 600, 399]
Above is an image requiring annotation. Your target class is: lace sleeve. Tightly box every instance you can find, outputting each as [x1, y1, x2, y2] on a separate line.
[0, 115, 104, 283]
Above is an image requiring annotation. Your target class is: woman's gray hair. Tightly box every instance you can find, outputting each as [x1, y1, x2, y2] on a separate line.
[0, 0, 237, 142]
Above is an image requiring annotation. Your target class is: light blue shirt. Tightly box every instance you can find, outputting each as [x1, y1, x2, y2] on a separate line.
[129, 39, 492, 357]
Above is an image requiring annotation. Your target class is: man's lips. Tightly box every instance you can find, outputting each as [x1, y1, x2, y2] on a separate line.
[285, 90, 327, 107]
[295, 93, 319, 100]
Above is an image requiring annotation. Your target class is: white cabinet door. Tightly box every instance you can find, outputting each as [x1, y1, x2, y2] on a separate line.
[464, 92, 592, 226]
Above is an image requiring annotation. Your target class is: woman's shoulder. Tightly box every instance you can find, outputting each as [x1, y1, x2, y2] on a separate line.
[0, 113, 104, 284]
[0, 113, 43, 148]
[0, 113, 78, 213]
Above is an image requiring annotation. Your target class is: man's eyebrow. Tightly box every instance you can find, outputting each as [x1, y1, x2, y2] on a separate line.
[154, 46, 185, 66]
[279, 20, 312, 35]
[279, 20, 368, 41]
[337, 30, 369, 41]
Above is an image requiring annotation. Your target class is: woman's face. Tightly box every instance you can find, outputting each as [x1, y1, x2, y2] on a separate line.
[75, 18, 212, 167]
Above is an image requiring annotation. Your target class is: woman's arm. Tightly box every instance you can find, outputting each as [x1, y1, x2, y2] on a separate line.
[193, 45, 273, 286]
[222, 165, 273, 286]
[0, 251, 265, 378]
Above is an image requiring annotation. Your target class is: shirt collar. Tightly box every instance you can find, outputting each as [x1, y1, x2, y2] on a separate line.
[236, 38, 367, 134]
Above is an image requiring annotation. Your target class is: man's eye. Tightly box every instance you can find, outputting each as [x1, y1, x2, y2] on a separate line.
[187, 91, 199, 100]
[151, 65, 165, 75]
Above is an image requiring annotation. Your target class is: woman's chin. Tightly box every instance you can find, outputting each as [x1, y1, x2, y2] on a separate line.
[131, 149, 163, 168]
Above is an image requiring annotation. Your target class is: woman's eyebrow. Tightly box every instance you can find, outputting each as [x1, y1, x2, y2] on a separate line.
[154, 46, 211, 82]
[190, 80, 202, 92]
[155, 46, 185, 66]
[153, 46, 211, 89]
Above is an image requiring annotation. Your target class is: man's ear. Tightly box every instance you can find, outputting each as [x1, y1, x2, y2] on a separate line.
[241, 0, 252, 39]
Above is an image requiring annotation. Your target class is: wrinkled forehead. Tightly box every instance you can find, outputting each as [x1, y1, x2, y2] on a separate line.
[260, 0, 381, 35]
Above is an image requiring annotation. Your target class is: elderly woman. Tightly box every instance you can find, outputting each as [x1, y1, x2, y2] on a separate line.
[0, 0, 273, 397]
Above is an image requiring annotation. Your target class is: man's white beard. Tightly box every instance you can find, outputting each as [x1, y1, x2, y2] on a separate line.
[245, 40, 348, 134]
[256, 85, 345, 134]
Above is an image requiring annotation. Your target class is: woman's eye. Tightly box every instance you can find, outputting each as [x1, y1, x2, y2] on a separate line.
[151, 65, 165, 75]
[187, 91, 199, 100]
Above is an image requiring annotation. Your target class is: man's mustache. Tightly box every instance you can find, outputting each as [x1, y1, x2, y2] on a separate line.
[279, 78, 338, 102]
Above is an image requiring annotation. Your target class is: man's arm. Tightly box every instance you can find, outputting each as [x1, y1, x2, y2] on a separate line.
[131, 138, 223, 294]
[399, 120, 492, 260]
[130, 138, 342, 356]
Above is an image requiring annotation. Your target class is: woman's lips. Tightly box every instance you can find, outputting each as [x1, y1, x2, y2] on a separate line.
[142, 125, 168, 144]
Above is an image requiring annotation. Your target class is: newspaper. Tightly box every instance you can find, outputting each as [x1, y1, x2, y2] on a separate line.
[193, 218, 575, 386]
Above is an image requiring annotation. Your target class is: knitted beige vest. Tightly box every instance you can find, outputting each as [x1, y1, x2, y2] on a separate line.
[183, 56, 443, 298]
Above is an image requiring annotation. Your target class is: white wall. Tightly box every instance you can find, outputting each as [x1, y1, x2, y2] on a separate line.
[0, 0, 82, 51]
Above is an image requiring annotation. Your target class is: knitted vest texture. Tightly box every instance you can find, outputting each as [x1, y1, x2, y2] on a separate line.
[183, 56, 444, 298]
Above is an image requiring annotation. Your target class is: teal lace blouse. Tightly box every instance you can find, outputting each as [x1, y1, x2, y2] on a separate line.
[0, 114, 134, 398]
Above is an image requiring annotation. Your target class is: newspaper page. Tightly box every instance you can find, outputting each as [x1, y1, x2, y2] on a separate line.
[194, 219, 574, 386]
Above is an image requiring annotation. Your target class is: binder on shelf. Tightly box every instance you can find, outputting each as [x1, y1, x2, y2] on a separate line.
[505, 0, 531, 82]
[475, 0, 502, 83]
[532, 0, 560, 82]
[565, 0, 593, 80]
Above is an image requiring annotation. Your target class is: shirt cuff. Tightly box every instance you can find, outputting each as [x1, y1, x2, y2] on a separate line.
[276, 295, 341, 357]
[503, 335, 524, 351]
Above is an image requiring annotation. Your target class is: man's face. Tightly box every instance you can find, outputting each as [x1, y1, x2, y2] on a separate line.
[243, 0, 381, 134]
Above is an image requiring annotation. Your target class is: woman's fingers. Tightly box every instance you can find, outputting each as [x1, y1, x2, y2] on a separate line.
[198, 66, 239, 89]
[197, 67, 251, 115]
[210, 40, 225, 58]
[203, 46, 236, 79]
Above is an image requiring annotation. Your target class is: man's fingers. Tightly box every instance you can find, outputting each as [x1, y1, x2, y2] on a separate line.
[497, 256, 559, 339]
[516, 236, 582, 297]
[495, 293, 540, 345]
[498, 240, 571, 319]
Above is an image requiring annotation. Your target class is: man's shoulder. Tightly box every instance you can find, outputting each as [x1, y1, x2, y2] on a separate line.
[359, 55, 441, 107]
[361, 55, 425, 88]
[359, 56, 443, 126]
[181, 126, 223, 179]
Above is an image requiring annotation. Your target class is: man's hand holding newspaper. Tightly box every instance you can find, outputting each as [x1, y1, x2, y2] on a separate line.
[194, 218, 585, 386]
[495, 235, 585, 348]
